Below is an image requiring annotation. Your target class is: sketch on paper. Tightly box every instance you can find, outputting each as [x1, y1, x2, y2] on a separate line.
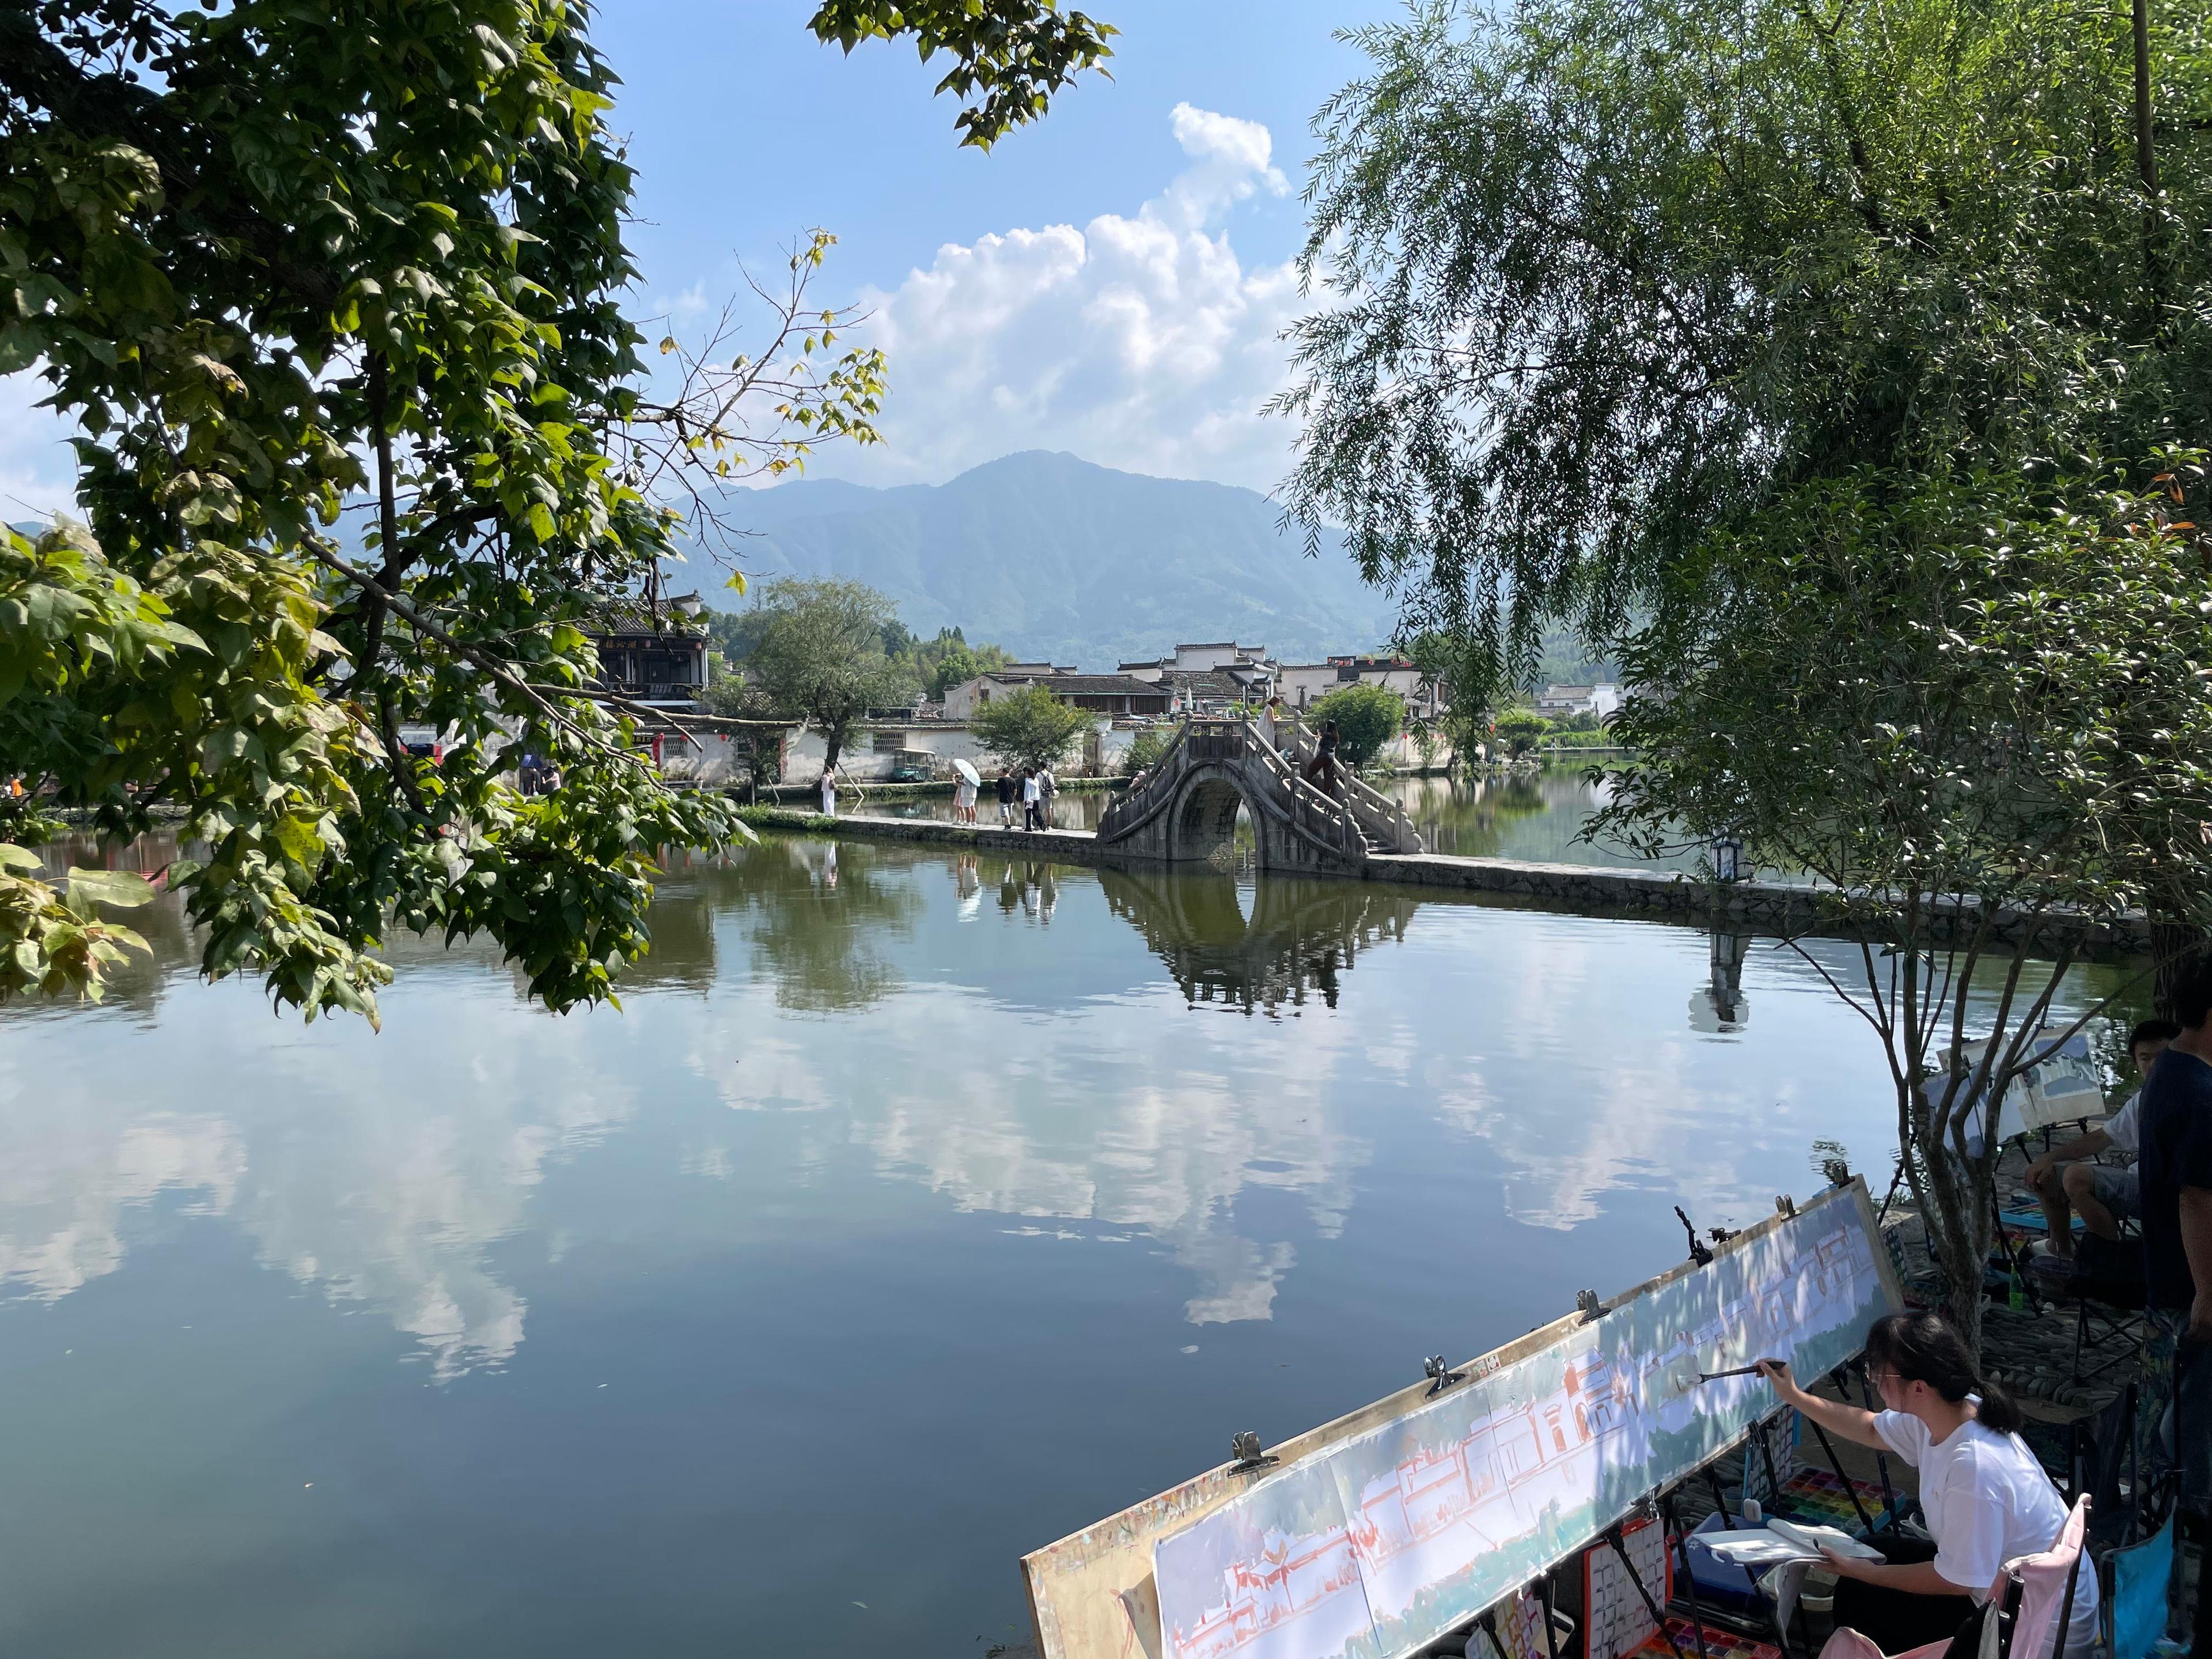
[1153, 1199, 1892, 1659]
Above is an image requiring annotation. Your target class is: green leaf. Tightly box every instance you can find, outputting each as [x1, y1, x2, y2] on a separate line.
[66, 868, 157, 909]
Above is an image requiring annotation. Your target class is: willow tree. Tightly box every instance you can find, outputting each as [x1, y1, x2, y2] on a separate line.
[1278, 0, 2212, 1336]
[1591, 463, 2212, 1349]
[0, 0, 1111, 1021]
[1274, 0, 2212, 691]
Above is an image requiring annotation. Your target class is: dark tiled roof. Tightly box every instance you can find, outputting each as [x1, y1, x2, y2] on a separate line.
[1166, 670, 1252, 700]
[586, 594, 709, 637]
[1042, 675, 1171, 697]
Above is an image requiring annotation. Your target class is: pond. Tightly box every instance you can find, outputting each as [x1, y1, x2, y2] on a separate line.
[0, 832, 2140, 1657]
[882, 766, 1705, 873]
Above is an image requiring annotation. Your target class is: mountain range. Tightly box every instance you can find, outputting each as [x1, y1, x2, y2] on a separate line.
[695, 451, 1399, 669]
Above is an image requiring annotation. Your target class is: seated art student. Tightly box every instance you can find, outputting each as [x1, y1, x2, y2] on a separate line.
[1756, 1312, 2097, 1658]
[2026, 1017, 2180, 1274]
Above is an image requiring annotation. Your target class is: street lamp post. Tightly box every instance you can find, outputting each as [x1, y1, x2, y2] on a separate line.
[1713, 835, 1743, 885]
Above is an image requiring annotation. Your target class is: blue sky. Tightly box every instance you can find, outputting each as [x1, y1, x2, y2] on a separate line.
[599, 0, 1407, 494]
[0, 2, 1406, 513]
[600, 2, 1393, 308]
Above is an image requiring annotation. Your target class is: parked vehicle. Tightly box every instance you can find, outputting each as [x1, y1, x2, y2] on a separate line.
[886, 753, 935, 783]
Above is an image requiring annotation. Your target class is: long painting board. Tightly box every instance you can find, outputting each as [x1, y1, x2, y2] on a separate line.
[1021, 1179, 1902, 1659]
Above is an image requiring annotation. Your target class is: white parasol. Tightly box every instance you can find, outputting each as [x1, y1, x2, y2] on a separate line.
[951, 757, 981, 786]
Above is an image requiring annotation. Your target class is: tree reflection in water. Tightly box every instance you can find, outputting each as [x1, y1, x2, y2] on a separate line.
[1100, 868, 1417, 1015]
[710, 837, 921, 1013]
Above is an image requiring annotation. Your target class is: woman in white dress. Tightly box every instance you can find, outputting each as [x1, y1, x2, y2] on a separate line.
[819, 762, 837, 818]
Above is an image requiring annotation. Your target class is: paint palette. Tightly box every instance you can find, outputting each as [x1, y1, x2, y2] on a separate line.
[1626, 1615, 1784, 1659]
[1583, 1518, 1673, 1659]
[1490, 1588, 1556, 1659]
[1734, 1411, 1797, 1509]
[1769, 1465, 1891, 1537]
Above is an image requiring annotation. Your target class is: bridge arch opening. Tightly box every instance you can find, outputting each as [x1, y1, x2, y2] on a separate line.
[1172, 774, 1249, 869]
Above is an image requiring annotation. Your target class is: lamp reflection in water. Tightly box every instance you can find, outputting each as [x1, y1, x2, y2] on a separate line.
[1691, 929, 1752, 1033]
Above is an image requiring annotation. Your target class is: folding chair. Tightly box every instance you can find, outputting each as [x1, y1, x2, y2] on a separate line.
[1814, 1496, 2092, 1659]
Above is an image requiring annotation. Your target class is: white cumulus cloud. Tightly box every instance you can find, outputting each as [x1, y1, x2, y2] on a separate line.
[836, 101, 1311, 491]
[0, 370, 81, 522]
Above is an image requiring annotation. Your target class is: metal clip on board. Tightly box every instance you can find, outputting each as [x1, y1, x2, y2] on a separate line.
[1676, 1206, 1715, 1267]
[1226, 1431, 1278, 1475]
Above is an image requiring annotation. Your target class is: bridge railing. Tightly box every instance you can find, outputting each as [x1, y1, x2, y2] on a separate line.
[1247, 724, 1367, 861]
[1280, 715, 1424, 854]
[1098, 716, 1372, 863]
[1096, 718, 1192, 840]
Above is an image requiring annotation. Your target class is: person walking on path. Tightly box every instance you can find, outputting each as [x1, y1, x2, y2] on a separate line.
[2027, 1017, 2179, 1272]
[1020, 766, 1043, 831]
[1756, 1312, 2100, 1658]
[953, 770, 978, 824]
[1257, 696, 1282, 753]
[819, 760, 838, 819]
[995, 767, 1017, 827]
[1037, 764, 1058, 830]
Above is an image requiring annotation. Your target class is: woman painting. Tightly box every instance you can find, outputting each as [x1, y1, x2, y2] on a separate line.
[1755, 1312, 2096, 1658]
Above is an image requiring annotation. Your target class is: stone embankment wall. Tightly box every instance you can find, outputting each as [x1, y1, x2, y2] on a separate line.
[733, 808, 2152, 959]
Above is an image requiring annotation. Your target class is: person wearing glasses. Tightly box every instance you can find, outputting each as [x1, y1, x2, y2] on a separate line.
[1755, 1311, 2097, 1657]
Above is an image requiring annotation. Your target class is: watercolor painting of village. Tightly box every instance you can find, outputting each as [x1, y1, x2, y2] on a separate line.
[1152, 1194, 1894, 1659]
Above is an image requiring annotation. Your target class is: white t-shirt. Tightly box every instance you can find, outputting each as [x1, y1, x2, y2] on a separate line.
[1874, 1409, 2097, 1653]
[2103, 1090, 2141, 1156]
[1022, 777, 1040, 804]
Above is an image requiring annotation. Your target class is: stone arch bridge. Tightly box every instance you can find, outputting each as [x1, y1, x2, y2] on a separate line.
[1094, 718, 1423, 873]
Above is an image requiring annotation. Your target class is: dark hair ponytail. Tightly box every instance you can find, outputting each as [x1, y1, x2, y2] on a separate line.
[1865, 1310, 2024, 1435]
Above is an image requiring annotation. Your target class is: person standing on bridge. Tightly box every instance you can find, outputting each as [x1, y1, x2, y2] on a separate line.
[1257, 695, 1282, 753]
[1304, 719, 1343, 796]
[1037, 763, 1058, 830]
[1020, 766, 1043, 831]
[996, 766, 1017, 827]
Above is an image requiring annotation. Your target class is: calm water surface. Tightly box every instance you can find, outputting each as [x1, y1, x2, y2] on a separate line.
[0, 833, 2130, 1656]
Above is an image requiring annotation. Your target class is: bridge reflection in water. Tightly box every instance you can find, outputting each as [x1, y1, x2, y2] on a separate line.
[1099, 867, 1418, 1015]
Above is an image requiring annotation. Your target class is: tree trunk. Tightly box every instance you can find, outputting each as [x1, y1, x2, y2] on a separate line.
[1900, 1078, 1994, 1357]
[2132, 0, 2158, 199]
[1927, 1150, 1991, 1357]
[820, 730, 843, 775]
[2150, 913, 2202, 1019]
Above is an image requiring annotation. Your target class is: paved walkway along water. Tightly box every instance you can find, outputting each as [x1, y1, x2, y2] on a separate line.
[735, 804, 2151, 959]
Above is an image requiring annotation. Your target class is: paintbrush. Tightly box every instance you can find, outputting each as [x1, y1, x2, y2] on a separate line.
[1695, 1363, 1772, 1382]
